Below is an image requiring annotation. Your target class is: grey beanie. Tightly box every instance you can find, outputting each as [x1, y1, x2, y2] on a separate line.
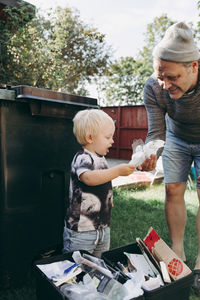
[153, 22, 200, 62]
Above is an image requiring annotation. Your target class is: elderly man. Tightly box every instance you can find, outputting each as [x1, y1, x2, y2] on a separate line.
[142, 21, 200, 294]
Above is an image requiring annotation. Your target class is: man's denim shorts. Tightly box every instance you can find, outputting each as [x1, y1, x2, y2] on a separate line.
[162, 130, 200, 188]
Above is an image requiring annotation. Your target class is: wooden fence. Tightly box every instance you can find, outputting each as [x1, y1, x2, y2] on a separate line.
[102, 105, 148, 160]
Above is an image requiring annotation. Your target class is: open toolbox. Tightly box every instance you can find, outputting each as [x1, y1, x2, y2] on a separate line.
[102, 242, 194, 300]
[33, 251, 144, 300]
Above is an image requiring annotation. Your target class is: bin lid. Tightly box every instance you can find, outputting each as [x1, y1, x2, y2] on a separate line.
[11, 85, 98, 108]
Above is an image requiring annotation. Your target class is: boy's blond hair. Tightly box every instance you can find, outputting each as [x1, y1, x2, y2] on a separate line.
[73, 109, 114, 145]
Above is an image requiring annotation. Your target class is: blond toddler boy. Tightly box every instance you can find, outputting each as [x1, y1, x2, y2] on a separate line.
[63, 109, 135, 257]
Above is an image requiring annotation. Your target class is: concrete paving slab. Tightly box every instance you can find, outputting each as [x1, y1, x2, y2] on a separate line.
[106, 158, 164, 189]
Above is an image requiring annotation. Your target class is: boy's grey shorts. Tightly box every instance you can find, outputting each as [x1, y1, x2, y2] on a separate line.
[63, 226, 110, 258]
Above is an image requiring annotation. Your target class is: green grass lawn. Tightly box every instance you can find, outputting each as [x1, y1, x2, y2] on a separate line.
[111, 183, 199, 300]
[0, 183, 199, 299]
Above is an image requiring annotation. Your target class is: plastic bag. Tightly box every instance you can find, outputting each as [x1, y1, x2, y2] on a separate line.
[129, 139, 165, 167]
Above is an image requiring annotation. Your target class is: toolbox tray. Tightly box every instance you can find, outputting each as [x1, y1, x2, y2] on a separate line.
[102, 242, 194, 300]
[33, 251, 144, 300]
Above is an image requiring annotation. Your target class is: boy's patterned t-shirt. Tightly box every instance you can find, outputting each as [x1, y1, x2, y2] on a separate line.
[65, 149, 113, 232]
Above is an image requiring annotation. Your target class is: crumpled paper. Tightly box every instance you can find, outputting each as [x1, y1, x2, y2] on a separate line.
[129, 139, 165, 167]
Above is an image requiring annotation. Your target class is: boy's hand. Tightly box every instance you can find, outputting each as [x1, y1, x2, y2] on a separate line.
[137, 154, 157, 172]
[117, 163, 135, 176]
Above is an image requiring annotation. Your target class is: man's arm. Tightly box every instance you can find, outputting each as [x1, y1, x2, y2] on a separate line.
[140, 78, 166, 171]
[144, 77, 167, 143]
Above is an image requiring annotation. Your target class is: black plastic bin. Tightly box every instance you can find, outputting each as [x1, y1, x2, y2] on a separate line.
[34, 253, 84, 300]
[0, 85, 98, 287]
[102, 242, 194, 300]
[33, 252, 144, 300]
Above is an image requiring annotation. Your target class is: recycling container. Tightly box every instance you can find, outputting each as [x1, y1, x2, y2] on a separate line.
[0, 85, 98, 287]
[33, 251, 144, 300]
[102, 243, 194, 300]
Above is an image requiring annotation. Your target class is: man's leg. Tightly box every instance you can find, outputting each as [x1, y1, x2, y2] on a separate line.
[165, 182, 187, 261]
[194, 188, 200, 269]
[192, 188, 200, 295]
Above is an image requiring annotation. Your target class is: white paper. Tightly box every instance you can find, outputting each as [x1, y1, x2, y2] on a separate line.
[124, 252, 155, 277]
[37, 260, 75, 279]
[129, 139, 165, 167]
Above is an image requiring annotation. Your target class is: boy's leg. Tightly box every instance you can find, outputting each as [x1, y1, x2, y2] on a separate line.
[92, 227, 110, 258]
[63, 227, 98, 254]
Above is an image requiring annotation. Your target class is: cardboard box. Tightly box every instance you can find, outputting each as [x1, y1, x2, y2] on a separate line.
[143, 227, 192, 281]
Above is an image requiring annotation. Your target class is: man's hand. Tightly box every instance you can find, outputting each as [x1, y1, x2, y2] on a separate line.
[137, 154, 157, 172]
